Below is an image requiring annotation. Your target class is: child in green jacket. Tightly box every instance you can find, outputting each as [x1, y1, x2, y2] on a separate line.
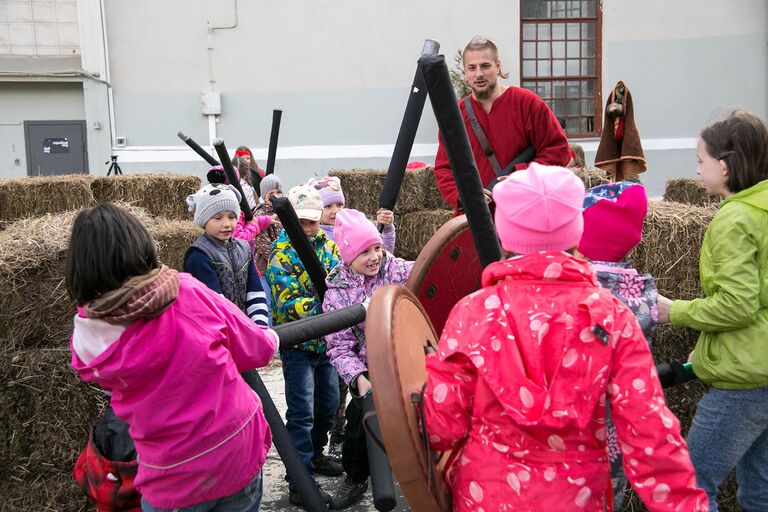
[658, 110, 768, 511]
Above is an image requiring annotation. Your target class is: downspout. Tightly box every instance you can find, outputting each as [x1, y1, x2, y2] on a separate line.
[99, 0, 116, 149]
[206, 0, 239, 145]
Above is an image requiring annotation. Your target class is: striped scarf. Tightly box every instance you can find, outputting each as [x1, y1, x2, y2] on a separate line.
[81, 265, 179, 325]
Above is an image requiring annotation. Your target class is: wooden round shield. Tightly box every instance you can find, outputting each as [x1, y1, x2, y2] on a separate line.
[366, 285, 450, 512]
[406, 214, 482, 336]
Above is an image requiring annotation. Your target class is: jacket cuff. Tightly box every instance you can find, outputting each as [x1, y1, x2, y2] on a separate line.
[669, 299, 690, 327]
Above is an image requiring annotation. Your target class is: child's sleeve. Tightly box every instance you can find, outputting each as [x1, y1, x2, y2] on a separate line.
[267, 249, 320, 322]
[204, 285, 277, 372]
[184, 249, 223, 294]
[245, 257, 269, 327]
[233, 212, 259, 246]
[608, 306, 708, 511]
[382, 223, 396, 253]
[670, 211, 759, 332]
[255, 215, 272, 233]
[422, 300, 478, 452]
[323, 289, 367, 385]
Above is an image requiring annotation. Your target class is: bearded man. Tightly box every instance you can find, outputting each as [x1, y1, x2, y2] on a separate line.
[433, 37, 570, 212]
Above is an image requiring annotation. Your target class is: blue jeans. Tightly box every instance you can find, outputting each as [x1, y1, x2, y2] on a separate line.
[687, 386, 768, 511]
[141, 470, 263, 512]
[258, 275, 272, 327]
[280, 348, 340, 479]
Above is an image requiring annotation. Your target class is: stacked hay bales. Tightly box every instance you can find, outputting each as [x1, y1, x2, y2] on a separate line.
[621, 200, 742, 512]
[0, 175, 95, 230]
[91, 173, 200, 220]
[573, 166, 610, 188]
[0, 206, 201, 349]
[0, 348, 104, 512]
[330, 166, 451, 259]
[632, 201, 719, 434]
[664, 178, 720, 207]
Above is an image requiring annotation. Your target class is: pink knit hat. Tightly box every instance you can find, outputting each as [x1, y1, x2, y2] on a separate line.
[578, 181, 647, 262]
[493, 163, 585, 254]
[308, 176, 345, 207]
[334, 208, 383, 262]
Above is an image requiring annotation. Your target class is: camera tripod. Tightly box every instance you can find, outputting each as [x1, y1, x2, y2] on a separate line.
[105, 155, 123, 176]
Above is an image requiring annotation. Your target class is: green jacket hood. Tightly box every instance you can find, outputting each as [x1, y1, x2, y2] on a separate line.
[725, 178, 768, 212]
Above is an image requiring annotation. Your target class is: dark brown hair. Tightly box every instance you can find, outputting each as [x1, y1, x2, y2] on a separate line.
[700, 110, 768, 194]
[462, 36, 510, 79]
[66, 203, 158, 304]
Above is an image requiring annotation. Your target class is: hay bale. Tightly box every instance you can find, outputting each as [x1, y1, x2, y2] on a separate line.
[0, 175, 95, 223]
[154, 220, 203, 271]
[620, 200, 739, 510]
[0, 205, 195, 349]
[573, 166, 610, 189]
[328, 168, 385, 217]
[664, 178, 720, 207]
[91, 173, 200, 220]
[394, 210, 454, 260]
[330, 167, 451, 217]
[631, 201, 718, 301]
[0, 348, 105, 512]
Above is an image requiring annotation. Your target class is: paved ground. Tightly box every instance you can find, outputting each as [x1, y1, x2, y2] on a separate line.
[259, 358, 411, 511]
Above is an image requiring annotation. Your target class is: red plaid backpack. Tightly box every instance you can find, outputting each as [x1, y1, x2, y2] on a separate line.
[73, 406, 141, 512]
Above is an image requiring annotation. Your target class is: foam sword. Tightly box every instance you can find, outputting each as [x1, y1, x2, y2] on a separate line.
[377, 39, 440, 233]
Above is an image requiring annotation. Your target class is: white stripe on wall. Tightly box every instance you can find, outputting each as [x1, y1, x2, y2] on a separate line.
[114, 138, 698, 163]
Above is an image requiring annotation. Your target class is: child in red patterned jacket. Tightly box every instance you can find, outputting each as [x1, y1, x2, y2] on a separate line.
[423, 163, 707, 511]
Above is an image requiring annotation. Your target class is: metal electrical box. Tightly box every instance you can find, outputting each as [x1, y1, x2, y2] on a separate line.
[201, 92, 222, 115]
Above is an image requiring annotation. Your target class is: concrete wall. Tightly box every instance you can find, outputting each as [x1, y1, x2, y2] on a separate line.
[1, 0, 766, 198]
[0, 82, 86, 178]
[599, 0, 768, 193]
[104, 0, 520, 188]
[0, 0, 80, 56]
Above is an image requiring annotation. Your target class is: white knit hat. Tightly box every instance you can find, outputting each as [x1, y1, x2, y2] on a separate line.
[186, 184, 242, 228]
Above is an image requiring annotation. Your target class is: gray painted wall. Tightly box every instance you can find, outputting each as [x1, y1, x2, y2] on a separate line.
[0, 82, 86, 178]
[1, 0, 766, 203]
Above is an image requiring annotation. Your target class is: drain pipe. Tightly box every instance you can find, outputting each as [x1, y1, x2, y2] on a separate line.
[99, 0, 116, 149]
[206, 0, 239, 145]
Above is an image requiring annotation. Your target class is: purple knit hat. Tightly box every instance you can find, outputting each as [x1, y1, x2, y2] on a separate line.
[308, 176, 345, 207]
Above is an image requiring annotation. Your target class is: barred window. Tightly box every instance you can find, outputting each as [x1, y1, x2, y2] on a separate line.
[521, 0, 602, 137]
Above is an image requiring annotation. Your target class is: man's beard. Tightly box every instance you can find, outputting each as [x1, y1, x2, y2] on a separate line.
[472, 79, 497, 100]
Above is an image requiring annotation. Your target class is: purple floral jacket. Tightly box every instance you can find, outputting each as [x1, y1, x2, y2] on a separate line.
[322, 252, 414, 386]
[592, 261, 658, 344]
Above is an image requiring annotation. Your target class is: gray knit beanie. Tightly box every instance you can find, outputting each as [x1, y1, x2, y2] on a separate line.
[186, 184, 242, 228]
[260, 174, 283, 199]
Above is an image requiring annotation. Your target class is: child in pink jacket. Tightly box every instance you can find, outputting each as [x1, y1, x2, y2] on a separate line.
[67, 203, 278, 512]
[322, 208, 413, 509]
[423, 164, 707, 511]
